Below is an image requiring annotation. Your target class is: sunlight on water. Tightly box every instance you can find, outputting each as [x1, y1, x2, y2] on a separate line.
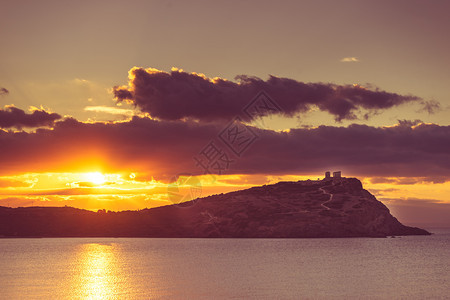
[71, 243, 121, 299]
[1, 234, 450, 299]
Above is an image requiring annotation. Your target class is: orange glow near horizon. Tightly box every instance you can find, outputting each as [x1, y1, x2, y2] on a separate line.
[1, 170, 450, 227]
[1, 172, 450, 215]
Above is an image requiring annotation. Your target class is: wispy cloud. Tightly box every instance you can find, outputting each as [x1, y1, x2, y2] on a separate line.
[84, 106, 135, 116]
[340, 57, 360, 62]
[419, 99, 441, 114]
[0, 87, 9, 96]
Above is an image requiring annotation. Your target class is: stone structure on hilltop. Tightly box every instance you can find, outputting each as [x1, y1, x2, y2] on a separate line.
[324, 171, 341, 180]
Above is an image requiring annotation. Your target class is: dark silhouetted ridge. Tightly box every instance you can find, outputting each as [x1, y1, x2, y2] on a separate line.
[0, 177, 430, 238]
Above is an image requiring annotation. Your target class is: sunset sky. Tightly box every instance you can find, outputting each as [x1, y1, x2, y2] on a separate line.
[1, 0, 450, 227]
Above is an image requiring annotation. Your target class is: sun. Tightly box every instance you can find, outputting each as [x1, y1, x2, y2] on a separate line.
[85, 172, 106, 185]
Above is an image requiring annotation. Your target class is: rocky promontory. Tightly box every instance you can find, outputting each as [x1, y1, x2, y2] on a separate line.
[0, 177, 430, 238]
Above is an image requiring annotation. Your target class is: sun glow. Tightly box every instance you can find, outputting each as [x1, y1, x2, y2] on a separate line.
[84, 172, 106, 185]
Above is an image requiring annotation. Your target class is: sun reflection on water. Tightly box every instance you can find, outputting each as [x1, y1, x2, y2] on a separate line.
[71, 243, 122, 299]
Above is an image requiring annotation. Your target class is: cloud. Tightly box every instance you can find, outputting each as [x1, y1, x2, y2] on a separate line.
[84, 105, 135, 116]
[370, 176, 450, 185]
[340, 57, 360, 62]
[419, 99, 441, 114]
[0, 194, 170, 211]
[0, 117, 448, 181]
[1, 185, 168, 196]
[0, 179, 30, 188]
[397, 119, 422, 127]
[0, 87, 9, 96]
[0, 105, 62, 128]
[113, 67, 421, 122]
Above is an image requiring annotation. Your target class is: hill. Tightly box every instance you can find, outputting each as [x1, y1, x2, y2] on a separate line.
[0, 177, 430, 238]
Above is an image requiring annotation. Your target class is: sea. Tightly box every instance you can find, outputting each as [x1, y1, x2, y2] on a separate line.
[1, 229, 449, 299]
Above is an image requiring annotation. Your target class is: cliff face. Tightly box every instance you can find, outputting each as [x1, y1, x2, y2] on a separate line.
[0, 178, 430, 238]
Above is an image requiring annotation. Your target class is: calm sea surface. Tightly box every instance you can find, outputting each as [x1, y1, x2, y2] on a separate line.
[1, 230, 449, 299]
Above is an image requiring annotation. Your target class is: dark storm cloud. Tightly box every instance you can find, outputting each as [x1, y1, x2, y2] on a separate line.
[0, 106, 62, 128]
[0, 117, 448, 181]
[113, 67, 422, 122]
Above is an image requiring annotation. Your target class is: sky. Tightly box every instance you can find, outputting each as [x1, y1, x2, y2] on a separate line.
[1, 0, 450, 227]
